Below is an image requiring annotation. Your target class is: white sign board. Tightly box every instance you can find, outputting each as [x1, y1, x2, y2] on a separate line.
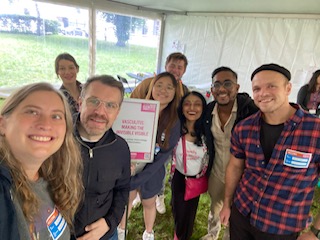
[113, 98, 160, 163]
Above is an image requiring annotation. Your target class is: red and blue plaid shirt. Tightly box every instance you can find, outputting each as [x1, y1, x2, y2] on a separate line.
[231, 104, 320, 234]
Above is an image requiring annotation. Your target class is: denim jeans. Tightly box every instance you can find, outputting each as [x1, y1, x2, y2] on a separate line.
[109, 229, 118, 240]
[71, 230, 118, 240]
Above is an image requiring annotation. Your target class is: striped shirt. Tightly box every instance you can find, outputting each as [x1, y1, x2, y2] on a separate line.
[60, 80, 82, 115]
[231, 104, 320, 234]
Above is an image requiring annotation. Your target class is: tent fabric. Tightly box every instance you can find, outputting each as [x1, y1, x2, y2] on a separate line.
[1, 1, 320, 102]
[108, 0, 320, 15]
[161, 15, 320, 101]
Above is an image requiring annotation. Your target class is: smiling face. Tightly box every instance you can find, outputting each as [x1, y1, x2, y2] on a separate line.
[151, 76, 176, 109]
[165, 59, 186, 82]
[252, 70, 291, 114]
[79, 81, 121, 141]
[57, 59, 79, 85]
[211, 71, 239, 106]
[182, 94, 204, 123]
[0, 91, 66, 170]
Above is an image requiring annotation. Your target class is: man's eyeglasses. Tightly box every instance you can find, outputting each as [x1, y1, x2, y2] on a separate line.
[211, 80, 235, 90]
[85, 97, 119, 113]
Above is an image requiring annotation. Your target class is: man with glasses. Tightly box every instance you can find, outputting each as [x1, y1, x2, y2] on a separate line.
[72, 75, 131, 240]
[201, 67, 258, 240]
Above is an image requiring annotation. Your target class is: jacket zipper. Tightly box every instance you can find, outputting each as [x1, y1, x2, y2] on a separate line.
[75, 136, 117, 218]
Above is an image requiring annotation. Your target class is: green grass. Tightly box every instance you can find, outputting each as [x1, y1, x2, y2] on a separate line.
[0, 32, 157, 87]
[0, 97, 318, 240]
[1, 32, 320, 240]
[126, 172, 211, 240]
[126, 178, 320, 240]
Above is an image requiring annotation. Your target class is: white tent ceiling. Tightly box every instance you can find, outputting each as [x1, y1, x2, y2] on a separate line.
[108, 0, 320, 15]
[4, 0, 317, 101]
[103, 0, 320, 102]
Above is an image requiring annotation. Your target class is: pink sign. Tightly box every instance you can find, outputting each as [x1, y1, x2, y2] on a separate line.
[113, 98, 160, 163]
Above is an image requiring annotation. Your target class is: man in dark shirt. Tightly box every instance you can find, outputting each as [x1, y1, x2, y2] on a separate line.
[220, 64, 320, 240]
[73, 75, 131, 240]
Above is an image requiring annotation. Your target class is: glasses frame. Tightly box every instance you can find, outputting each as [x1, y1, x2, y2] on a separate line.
[85, 97, 119, 113]
[211, 80, 236, 90]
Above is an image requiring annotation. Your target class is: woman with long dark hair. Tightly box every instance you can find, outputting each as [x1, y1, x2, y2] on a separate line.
[171, 91, 213, 240]
[297, 69, 320, 116]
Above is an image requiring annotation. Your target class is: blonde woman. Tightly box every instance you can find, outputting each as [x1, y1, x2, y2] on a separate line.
[0, 82, 83, 239]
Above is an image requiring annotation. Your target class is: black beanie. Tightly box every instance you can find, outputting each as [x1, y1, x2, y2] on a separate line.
[251, 63, 291, 81]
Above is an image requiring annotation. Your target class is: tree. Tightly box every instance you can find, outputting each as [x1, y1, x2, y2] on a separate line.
[103, 13, 145, 47]
[34, 2, 42, 36]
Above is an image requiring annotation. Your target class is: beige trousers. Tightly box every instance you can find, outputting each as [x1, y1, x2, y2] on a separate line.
[207, 173, 230, 240]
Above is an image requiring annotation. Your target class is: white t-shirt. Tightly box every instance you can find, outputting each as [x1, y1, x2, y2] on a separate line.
[174, 138, 205, 176]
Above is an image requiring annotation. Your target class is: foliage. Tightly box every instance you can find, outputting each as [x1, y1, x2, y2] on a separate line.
[1, 31, 320, 240]
[0, 14, 60, 35]
[0, 32, 157, 87]
[44, 19, 60, 34]
[102, 13, 145, 47]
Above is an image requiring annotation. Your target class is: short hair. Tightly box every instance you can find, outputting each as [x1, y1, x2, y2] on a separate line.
[55, 52, 79, 77]
[251, 63, 291, 81]
[81, 75, 125, 104]
[165, 52, 188, 68]
[211, 66, 238, 81]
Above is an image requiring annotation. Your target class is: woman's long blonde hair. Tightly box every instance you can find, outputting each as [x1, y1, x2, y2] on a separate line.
[0, 82, 83, 228]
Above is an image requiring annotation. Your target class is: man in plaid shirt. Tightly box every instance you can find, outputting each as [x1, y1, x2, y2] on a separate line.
[220, 63, 320, 240]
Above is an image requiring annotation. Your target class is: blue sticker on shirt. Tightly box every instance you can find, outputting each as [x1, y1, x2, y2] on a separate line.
[46, 207, 67, 240]
[284, 149, 312, 168]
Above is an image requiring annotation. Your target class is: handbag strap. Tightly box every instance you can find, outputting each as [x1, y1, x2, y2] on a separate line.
[182, 135, 188, 174]
[171, 134, 209, 178]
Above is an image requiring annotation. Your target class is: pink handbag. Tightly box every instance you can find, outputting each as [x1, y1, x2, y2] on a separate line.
[172, 135, 209, 201]
[182, 136, 208, 200]
[184, 174, 208, 201]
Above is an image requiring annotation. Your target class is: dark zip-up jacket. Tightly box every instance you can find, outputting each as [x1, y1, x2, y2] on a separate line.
[0, 162, 20, 240]
[73, 117, 131, 239]
[204, 92, 259, 173]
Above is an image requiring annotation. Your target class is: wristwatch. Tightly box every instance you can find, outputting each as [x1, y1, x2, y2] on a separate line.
[310, 225, 320, 238]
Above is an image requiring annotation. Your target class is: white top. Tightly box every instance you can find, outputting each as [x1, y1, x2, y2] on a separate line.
[174, 138, 205, 176]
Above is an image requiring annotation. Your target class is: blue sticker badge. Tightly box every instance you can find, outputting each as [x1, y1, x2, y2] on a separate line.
[46, 207, 67, 240]
[284, 149, 312, 168]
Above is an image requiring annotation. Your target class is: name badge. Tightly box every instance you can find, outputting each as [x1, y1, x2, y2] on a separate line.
[284, 149, 312, 168]
[46, 207, 67, 240]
